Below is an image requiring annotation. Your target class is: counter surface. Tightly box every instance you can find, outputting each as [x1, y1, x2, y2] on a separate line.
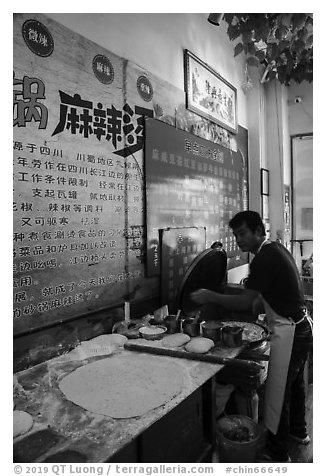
[13, 341, 242, 463]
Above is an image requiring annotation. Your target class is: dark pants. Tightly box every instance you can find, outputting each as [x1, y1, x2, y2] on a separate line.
[266, 319, 313, 458]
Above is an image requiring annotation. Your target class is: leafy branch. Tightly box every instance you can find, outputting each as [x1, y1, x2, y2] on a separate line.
[223, 13, 313, 85]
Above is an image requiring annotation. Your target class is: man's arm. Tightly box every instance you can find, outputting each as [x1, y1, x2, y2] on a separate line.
[190, 288, 259, 312]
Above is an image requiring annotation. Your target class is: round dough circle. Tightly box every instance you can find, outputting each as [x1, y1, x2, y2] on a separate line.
[161, 333, 191, 348]
[59, 354, 185, 419]
[86, 334, 128, 347]
[185, 337, 215, 353]
[13, 410, 33, 438]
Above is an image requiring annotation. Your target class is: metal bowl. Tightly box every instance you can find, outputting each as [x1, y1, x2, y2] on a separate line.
[139, 325, 167, 340]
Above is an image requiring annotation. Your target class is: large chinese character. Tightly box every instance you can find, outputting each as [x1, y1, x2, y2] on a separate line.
[114, 104, 153, 157]
[13, 72, 48, 129]
[106, 105, 122, 149]
[52, 91, 93, 137]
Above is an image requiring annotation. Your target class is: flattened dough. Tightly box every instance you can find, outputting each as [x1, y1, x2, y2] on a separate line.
[13, 410, 33, 438]
[59, 354, 184, 418]
[84, 334, 128, 347]
[161, 333, 191, 348]
[185, 337, 215, 353]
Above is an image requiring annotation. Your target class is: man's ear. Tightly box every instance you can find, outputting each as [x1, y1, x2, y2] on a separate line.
[255, 225, 264, 237]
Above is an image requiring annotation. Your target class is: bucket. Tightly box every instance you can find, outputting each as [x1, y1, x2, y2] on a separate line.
[216, 415, 261, 463]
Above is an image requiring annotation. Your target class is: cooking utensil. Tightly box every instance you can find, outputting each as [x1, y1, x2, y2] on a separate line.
[221, 326, 243, 347]
[124, 342, 263, 373]
[164, 315, 182, 334]
[220, 321, 269, 349]
[182, 317, 201, 337]
[201, 321, 223, 342]
[182, 308, 203, 336]
[124, 302, 130, 323]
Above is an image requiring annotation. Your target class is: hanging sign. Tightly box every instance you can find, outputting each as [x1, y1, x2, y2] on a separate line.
[22, 19, 54, 57]
[92, 54, 115, 84]
[137, 75, 153, 102]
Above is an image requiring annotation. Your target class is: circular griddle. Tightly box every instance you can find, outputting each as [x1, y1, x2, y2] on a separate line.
[176, 248, 227, 315]
[219, 320, 270, 349]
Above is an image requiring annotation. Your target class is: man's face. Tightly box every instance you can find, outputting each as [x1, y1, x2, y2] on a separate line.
[232, 222, 262, 253]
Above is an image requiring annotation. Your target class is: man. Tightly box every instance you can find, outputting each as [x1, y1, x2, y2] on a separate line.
[191, 210, 313, 463]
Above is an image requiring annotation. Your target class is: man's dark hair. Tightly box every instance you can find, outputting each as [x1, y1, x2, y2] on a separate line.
[229, 210, 266, 236]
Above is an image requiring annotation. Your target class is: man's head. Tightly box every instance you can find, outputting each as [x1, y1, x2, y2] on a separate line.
[229, 211, 266, 254]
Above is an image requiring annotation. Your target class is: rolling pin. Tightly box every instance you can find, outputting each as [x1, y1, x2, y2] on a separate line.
[124, 342, 263, 373]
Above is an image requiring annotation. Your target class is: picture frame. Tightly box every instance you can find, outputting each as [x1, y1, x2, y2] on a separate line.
[261, 168, 269, 196]
[184, 49, 238, 133]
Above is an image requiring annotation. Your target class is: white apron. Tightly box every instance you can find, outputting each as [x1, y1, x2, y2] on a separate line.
[262, 299, 295, 434]
[254, 239, 296, 435]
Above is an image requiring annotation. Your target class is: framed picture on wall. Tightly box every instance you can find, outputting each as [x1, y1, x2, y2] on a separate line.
[184, 49, 238, 133]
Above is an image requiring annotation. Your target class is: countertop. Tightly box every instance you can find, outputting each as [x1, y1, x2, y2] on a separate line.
[13, 340, 242, 463]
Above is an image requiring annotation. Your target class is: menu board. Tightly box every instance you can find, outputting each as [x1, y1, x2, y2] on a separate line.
[145, 118, 248, 276]
[160, 227, 206, 312]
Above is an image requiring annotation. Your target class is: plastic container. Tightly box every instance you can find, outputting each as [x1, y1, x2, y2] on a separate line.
[216, 415, 261, 463]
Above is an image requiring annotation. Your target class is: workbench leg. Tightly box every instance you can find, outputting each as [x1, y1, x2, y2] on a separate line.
[202, 377, 217, 460]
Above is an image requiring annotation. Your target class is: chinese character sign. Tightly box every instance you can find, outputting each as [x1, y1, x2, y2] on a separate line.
[13, 13, 156, 332]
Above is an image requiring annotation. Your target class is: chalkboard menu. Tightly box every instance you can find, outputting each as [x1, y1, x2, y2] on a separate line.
[145, 118, 248, 276]
[160, 227, 206, 312]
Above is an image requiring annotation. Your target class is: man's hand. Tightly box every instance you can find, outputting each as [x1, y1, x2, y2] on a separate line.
[190, 288, 218, 305]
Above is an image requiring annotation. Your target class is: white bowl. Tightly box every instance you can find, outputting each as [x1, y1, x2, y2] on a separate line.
[139, 325, 167, 340]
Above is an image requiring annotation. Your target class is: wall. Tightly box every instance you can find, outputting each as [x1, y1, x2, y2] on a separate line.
[20, 13, 253, 285]
[263, 77, 312, 264]
[288, 81, 313, 136]
[288, 81, 313, 265]
[46, 12, 249, 128]
[264, 81, 288, 241]
[15, 13, 312, 369]
[46, 13, 254, 285]
[14, 13, 256, 369]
